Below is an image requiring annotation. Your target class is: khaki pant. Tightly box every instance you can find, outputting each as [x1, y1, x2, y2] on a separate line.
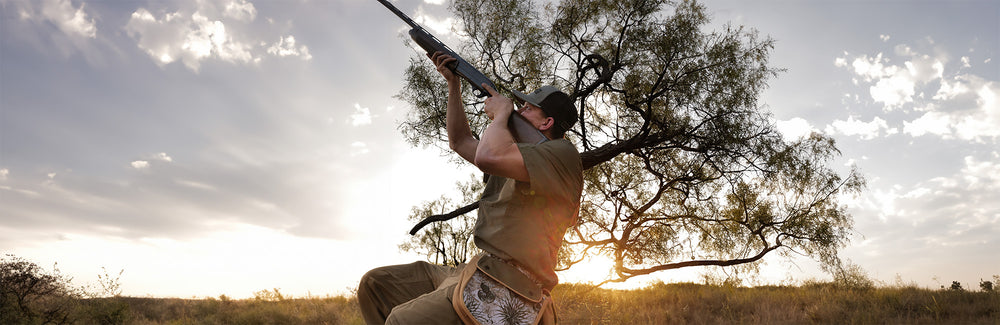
[358, 258, 556, 325]
[357, 261, 463, 324]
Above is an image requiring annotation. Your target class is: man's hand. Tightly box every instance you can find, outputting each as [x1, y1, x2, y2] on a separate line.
[482, 83, 514, 122]
[428, 51, 460, 85]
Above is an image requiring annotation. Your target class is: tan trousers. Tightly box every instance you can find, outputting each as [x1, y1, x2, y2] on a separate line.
[357, 261, 464, 324]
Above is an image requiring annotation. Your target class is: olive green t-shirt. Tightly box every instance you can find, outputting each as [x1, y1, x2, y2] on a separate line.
[473, 138, 583, 288]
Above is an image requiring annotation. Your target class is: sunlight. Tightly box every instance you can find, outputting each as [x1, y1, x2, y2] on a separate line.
[558, 254, 647, 290]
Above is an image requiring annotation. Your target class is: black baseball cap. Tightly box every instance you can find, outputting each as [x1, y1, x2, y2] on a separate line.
[511, 85, 577, 134]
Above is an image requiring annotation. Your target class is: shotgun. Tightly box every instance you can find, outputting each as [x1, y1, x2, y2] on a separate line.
[376, 0, 548, 145]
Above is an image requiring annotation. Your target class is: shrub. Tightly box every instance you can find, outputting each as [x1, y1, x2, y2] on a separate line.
[1, 254, 83, 324]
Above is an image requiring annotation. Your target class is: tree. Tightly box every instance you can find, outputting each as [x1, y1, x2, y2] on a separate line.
[980, 279, 994, 292]
[1, 254, 82, 324]
[395, 0, 864, 284]
[399, 175, 484, 266]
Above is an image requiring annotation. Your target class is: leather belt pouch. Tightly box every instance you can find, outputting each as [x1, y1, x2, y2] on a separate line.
[476, 254, 543, 302]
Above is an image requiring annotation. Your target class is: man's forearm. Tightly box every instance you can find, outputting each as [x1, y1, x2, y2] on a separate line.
[445, 81, 478, 163]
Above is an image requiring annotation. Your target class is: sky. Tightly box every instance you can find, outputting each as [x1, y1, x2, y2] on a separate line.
[1, 0, 997, 298]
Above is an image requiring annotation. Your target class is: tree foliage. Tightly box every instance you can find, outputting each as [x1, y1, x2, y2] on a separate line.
[399, 176, 484, 266]
[395, 0, 864, 284]
[1, 254, 82, 324]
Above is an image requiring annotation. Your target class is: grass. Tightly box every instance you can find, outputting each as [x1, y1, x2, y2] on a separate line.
[552, 282, 1000, 324]
[118, 294, 362, 325]
[56, 282, 996, 324]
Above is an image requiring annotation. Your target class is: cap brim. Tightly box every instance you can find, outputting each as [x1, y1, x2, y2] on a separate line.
[510, 89, 542, 107]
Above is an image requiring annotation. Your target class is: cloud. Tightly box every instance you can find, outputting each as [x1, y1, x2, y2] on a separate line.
[2, 0, 106, 63]
[837, 47, 945, 111]
[154, 152, 174, 162]
[869, 72, 916, 109]
[836, 44, 998, 142]
[0, 168, 8, 181]
[125, 9, 252, 71]
[223, 0, 257, 22]
[824, 116, 897, 140]
[266, 36, 312, 60]
[124, 0, 311, 71]
[775, 117, 815, 142]
[0, 153, 357, 240]
[414, 7, 456, 36]
[131, 161, 151, 170]
[903, 111, 952, 137]
[350, 103, 373, 126]
[350, 141, 370, 156]
[847, 152, 1000, 277]
[916, 75, 1000, 141]
[15, 0, 98, 39]
[130, 153, 173, 170]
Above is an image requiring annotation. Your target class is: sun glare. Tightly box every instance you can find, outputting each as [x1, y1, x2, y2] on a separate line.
[559, 254, 645, 290]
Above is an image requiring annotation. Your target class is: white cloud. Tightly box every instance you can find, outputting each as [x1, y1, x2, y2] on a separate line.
[350, 103, 373, 126]
[350, 142, 370, 156]
[825, 116, 897, 140]
[124, 0, 312, 72]
[849, 53, 887, 81]
[834, 57, 848, 68]
[154, 152, 173, 162]
[266, 36, 313, 60]
[903, 111, 952, 137]
[775, 117, 815, 142]
[840, 48, 946, 111]
[879, 34, 890, 42]
[926, 75, 1000, 141]
[847, 152, 1000, 279]
[224, 0, 257, 22]
[130, 153, 172, 170]
[934, 76, 972, 101]
[424, 0, 447, 5]
[838, 43, 998, 142]
[0, 168, 8, 181]
[131, 161, 151, 170]
[869, 71, 915, 109]
[414, 8, 456, 36]
[22, 0, 98, 39]
[125, 9, 253, 71]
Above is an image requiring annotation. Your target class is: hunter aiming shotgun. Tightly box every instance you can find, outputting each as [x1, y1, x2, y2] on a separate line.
[376, 0, 547, 145]
[376, 0, 548, 234]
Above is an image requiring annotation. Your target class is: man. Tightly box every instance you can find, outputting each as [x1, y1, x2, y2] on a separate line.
[358, 51, 583, 324]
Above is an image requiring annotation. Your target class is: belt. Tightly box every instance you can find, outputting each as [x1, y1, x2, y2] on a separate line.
[484, 252, 545, 290]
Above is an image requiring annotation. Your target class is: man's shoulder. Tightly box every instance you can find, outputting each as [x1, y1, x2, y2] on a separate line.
[536, 138, 579, 156]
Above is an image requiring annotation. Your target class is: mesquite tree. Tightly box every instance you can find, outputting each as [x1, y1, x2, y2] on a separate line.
[396, 0, 864, 285]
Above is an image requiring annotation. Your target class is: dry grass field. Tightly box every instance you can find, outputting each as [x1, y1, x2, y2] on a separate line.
[3, 253, 997, 325]
[73, 282, 997, 324]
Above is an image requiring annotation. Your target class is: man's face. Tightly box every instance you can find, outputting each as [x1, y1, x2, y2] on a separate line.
[518, 102, 553, 131]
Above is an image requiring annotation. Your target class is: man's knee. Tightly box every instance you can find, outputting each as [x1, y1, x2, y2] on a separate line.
[384, 282, 460, 325]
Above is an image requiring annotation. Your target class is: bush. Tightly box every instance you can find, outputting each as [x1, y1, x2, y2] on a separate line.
[1, 254, 83, 324]
[980, 279, 994, 292]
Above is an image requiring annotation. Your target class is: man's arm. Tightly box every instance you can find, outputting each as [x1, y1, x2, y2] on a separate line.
[476, 85, 530, 182]
[431, 52, 478, 163]
[430, 53, 529, 182]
